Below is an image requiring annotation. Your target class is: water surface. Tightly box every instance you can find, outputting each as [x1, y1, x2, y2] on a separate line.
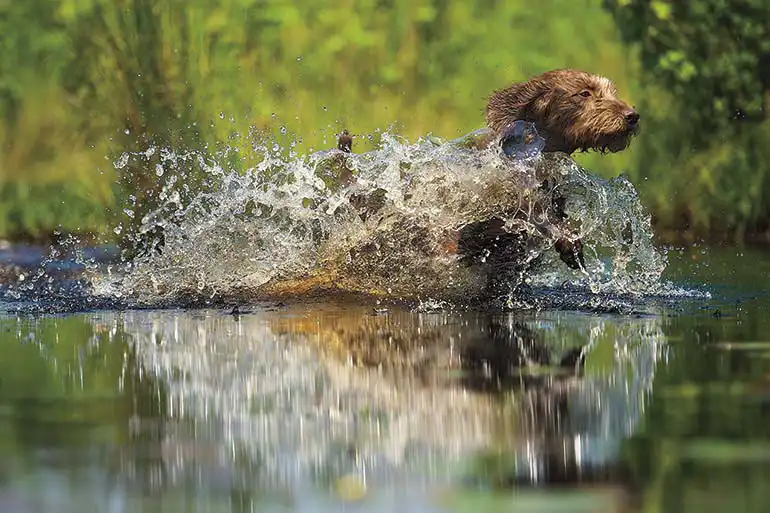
[2, 244, 770, 513]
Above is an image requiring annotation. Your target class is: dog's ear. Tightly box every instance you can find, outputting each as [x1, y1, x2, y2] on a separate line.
[486, 77, 554, 132]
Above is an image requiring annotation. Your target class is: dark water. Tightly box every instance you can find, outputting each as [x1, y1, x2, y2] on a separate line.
[1, 242, 770, 513]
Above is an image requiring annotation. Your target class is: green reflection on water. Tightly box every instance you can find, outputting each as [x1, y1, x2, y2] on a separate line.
[1, 247, 770, 512]
[0, 315, 155, 448]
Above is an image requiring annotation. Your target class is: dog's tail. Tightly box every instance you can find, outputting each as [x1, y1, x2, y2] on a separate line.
[337, 130, 353, 153]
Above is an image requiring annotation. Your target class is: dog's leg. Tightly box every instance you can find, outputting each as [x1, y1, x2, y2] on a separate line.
[549, 192, 586, 270]
[494, 129, 586, 272]
[455, 217, 530, 300]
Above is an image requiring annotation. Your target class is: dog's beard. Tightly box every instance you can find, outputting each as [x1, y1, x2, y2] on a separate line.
[568, 109, 639, 154]
[599, 131, 633, 153]
[576, 122, 638, 154]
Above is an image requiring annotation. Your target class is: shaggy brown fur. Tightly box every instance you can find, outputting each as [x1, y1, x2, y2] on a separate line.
[485, 69, 639, 154]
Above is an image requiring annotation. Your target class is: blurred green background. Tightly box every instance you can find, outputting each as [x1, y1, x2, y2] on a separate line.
[1, 0, 768, 246]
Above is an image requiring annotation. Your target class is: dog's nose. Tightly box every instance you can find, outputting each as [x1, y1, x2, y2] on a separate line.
[624, 109, 640, 126]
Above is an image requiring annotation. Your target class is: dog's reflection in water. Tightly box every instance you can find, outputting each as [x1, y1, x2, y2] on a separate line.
[268, 307, 636, 494]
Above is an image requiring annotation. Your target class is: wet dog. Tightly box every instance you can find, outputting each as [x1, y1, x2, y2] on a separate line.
[134, 70, 640, 303]
[335, 69, 639, 281]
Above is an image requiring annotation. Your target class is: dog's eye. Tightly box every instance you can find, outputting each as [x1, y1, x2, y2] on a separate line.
[579, 90, 591, 98]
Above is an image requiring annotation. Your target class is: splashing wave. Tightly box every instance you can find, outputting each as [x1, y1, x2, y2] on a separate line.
[83, 123, 673, 309]
[1, 123, 691, 313]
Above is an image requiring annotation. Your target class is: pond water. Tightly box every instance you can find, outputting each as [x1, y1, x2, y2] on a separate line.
[2, 133, 770, 513]
[1, 243, 770, 513]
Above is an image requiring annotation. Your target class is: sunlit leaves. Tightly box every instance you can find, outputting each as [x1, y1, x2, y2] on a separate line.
[650, 1, 671, 20]
[604, 0, 770, 135]
[601, 0, 770, 240]
[658, 50, 696, 81]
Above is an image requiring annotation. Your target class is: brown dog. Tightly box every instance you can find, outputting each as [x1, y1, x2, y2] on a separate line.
[324, 69, 639, 299]
[486, 69, 639, 154]
[484, 69, 638, 270]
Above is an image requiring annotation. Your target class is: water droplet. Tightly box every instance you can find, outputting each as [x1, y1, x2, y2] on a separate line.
[323, 106, 328, 112]
[280, 126, 287, 135]
[17, 274, 25, 282]
[155, 164, 164, 177]
[219, 112, 225, 119]
[114, 153, 129, 169]
[296, 55, 302, 62]
[113, 225, 123, 235]
[123, 209, 135, 219]
[124, 129, 130, 135]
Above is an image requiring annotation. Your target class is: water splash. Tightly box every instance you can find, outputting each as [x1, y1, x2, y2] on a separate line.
[0, 123, 684, 313]
[83, 122, 669, 310]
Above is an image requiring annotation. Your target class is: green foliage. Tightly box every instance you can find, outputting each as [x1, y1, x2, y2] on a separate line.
[0, 182, 108, 240]
[0, 0, 640, 243]
[0, 314, 162, 453]
[0, 0, 766, 244]
[604, 0, 770, 139]
[631, 115, 770, 241]
[604, 0, 770, 241]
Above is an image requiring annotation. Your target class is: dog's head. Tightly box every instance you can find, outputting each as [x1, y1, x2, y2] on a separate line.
[486, 69, 640, 154]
